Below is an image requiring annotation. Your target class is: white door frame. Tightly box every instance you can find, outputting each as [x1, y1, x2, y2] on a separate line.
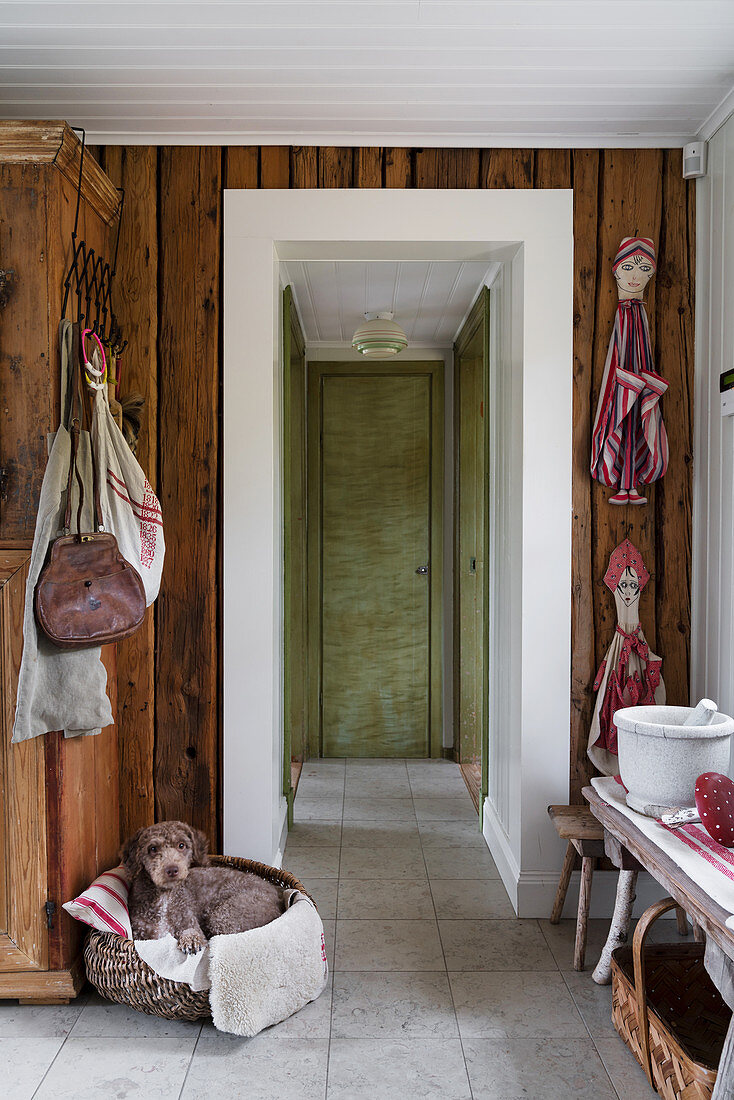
[223, 188, 573, 915]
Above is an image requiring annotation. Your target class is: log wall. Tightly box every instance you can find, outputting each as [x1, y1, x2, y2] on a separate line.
[96, 145, 694, 845]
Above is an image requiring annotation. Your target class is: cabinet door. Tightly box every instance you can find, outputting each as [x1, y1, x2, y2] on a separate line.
[0, 552, 49, 972]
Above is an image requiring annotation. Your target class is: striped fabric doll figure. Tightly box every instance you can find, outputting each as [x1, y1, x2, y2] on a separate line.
[587, 538, 665, 777]
[590, 237, 669, 505]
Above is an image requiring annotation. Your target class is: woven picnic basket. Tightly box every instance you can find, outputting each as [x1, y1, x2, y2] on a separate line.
[611, 897, 731, 1100]
[84, 855, 310, 1021]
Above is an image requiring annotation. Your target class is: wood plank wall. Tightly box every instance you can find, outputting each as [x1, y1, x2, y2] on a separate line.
[96, 145, 694, 845]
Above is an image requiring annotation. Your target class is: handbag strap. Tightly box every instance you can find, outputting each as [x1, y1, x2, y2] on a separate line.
[632, 896, 684, 1087]
[62, 324, 105, 536]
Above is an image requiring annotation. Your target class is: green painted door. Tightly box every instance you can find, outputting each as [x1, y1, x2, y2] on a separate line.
[308, 363, 443, 758]
[453, 290, 490, 803]
[283, 287, 307, 818]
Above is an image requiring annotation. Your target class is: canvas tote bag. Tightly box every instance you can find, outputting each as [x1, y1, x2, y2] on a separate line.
[13, 322, 113, 742]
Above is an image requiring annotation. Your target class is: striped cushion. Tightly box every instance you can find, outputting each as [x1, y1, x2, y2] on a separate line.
[62, 866, 132, 939]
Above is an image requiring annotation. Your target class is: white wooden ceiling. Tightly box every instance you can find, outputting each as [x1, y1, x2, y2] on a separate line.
[1, 0, 733, 146]
[281, 260, 495, 347]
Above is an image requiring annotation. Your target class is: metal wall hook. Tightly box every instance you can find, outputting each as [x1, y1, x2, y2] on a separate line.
[60, 130, 126, 347]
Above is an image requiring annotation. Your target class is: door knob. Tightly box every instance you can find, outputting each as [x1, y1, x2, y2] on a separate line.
[415, 565, 429, 575]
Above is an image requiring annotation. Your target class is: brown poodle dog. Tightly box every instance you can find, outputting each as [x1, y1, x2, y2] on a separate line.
[121, 821, 286, 953]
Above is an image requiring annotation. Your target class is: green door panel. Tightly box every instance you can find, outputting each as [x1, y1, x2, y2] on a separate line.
[453, 289, 490, 807]
[283, 286, 308, 818]
[308, 363, 444, 760]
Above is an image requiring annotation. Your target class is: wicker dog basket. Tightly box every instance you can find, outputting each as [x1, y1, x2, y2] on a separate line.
[84, 855, 311, 1022]
[611, 897, 731, 1100]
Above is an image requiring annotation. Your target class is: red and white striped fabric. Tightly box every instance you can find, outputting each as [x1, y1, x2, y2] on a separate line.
[591, 777, 734, 917]
[62, 866, 132, 939]
[590, 299, 669, 496]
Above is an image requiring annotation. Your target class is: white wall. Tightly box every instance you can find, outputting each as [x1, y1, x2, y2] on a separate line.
[692, 113, 734, 734]
[223, 189, 573, 917]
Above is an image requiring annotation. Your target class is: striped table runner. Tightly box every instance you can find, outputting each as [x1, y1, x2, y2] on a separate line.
[591, 776, 734, 921]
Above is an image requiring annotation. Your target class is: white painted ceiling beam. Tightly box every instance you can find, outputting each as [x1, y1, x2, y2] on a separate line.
[0, 0, 731, 27]
[0, 0, 731, 145]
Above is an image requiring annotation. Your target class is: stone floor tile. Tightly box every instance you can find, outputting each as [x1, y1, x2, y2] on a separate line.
[293, 796, 344, 822]
[344, 759, 408, 770]
[302, 877, 337, 918]
[327, 1037, 471, 1099]
[297, 772, 345, 793]
[181, 1033, 329, 1099]
[593, 1036, 657, 1098]
[344, 773, 413, 798]
[36, 1036, 196, 1100]
[0, 995, 86, 1038]
[449, 971, 587, 1038]
[462, 1037, 618, 1099]
[335, 918, 445, 971]
[538, 918, 623, 972]
[331, 971, 459, 1038]
[407, 770, 469, 797]
[413, 797, 477, 823]
[417, 819, 487, 848]
[338, 845, 426, 881]
[561, 968, 617, 1038]
[283, 820, 342, 847]
[1, 1036, 65, 1100]
[302, 759, 345, 769]
[339, 820, 422, 849]
[423, 845, 500, 879]
[439, 919, 557, 971]
[342, 796, 416, 821]
[281, 846, 341, 880]
[337, 878, 434, 919]
[69, 991, 203, 1039]
[431, 878, 514, 919]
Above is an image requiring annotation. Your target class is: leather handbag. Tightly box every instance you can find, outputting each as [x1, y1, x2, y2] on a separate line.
[34, 326, 146, 650]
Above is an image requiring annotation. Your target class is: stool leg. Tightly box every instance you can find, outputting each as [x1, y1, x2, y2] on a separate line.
[676, 907, 689, 936]
[574, 856, 595, 971]
[550, 841, 576, 924]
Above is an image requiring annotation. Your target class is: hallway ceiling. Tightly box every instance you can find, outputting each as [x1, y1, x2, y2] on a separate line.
[281, 260, 495, 347]
[1, 1, 733, 146]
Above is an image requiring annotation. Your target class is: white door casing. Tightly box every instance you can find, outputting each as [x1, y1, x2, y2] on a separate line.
[223, 188, 573, 914]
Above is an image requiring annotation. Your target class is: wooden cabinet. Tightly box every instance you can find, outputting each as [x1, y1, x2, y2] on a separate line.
[0, 123, 122, 1003]
[0, 552, 120, 1002]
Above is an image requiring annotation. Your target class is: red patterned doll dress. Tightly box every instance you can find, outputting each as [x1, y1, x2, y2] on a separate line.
[587, 538, 664, 777]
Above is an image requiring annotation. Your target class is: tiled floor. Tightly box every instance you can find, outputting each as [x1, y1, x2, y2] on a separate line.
[4, 758, 661, 1099]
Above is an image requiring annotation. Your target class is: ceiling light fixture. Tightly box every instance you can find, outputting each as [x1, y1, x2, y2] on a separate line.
[351, 312, 408, 359]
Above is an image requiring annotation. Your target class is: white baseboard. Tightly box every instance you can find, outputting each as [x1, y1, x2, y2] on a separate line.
[516, 869, 676, 919]
[482, 798, 520, 912]
[482, 798, 676, 919]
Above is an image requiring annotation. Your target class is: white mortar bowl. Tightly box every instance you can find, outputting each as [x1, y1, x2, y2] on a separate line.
[615, 704, 734, 817]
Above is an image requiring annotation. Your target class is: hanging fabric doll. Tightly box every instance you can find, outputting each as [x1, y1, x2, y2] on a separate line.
[587, 538, 665, 776]
[590, 237, 669, 505]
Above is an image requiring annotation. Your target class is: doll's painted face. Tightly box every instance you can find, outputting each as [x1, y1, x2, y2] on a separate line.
[614, 254, 655, 298]
[616, 566, 641, 609]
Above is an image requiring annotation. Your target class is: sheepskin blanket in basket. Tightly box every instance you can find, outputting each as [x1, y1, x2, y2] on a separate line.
[134, 890, 328, 1037]
[64, 868, 328, 1038]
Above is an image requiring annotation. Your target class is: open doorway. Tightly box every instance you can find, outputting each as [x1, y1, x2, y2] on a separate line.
[281, 260, 495, 820]
[223, 187, 572, 915]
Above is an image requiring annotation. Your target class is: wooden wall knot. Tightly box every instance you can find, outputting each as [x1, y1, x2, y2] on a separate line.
[0, 267, 16, 307]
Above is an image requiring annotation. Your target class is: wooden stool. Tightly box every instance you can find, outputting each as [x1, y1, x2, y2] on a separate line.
[548, 805, 606, 971]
